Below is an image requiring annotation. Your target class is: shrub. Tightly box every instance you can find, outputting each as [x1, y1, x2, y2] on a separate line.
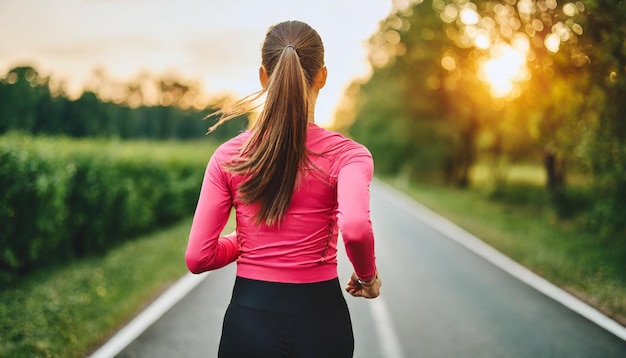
[0, 135, 73, 283]
[0, 133, 211, 285]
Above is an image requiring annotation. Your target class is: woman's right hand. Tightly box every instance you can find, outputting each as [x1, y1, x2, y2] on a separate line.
[346, 271, 381, 299]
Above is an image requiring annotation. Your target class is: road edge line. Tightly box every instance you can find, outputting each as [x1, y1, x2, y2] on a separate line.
[374, 179, 626, 342]
[369, 296, 406, 358]
[88, 272, 209, 358]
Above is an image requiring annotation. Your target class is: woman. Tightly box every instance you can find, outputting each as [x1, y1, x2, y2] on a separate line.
[185, 20, 381, 358]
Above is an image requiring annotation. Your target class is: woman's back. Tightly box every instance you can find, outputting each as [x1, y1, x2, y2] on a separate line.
[190, 122, 375, 284]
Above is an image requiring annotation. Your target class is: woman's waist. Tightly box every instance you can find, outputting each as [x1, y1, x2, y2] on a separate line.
[235, 260, 338, 284]
[229, 275, 345, 314]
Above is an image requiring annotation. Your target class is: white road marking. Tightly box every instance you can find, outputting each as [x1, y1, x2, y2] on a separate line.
[374, 179, 626, 342]
[88, 272, 209, 358]
[369, 296, 406, 358]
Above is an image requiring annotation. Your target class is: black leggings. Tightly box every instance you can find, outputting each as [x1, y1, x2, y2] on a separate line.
[218, 277, 354, 358]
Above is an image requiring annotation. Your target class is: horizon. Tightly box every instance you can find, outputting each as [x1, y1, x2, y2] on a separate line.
[0, 0, 400, 127]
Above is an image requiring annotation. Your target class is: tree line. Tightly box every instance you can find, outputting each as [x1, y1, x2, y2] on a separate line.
[342, 0, 625, 238]
[0, 66, 248, 141]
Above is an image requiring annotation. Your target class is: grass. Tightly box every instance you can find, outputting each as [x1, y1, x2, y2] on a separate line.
[0, 217, 233, 358]
[387, 168, 626, 326]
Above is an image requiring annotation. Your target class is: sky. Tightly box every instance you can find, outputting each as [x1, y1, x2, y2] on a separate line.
[0, 0, 400, 127]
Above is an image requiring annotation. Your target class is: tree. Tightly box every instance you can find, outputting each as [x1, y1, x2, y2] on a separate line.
[350, 2, 478, 184]
[0, 66, 43, 133]
[579, 0, 626, 237]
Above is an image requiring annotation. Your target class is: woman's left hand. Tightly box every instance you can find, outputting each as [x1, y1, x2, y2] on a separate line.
[345, 271, 381, 299]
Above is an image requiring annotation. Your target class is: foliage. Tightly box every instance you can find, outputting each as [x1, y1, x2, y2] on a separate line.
[579, 0, 626, 238]
[345, 0, 626, 238]
[348, 3, 469, 184]
[0, 133, 215, 285]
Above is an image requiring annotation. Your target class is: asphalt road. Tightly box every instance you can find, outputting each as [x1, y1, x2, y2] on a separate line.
[111, 180, 626, 358]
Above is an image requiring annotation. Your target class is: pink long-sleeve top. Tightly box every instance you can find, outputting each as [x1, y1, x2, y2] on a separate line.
[185, 122, 376, 283]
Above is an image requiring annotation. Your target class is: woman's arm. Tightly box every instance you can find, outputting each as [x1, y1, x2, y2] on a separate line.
[336, 153, 377, 282]
[185, 154, 239, 273]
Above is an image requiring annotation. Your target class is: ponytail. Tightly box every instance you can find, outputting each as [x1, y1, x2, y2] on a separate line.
[207, 20, 324, 226]
[228, 46, 310, 226]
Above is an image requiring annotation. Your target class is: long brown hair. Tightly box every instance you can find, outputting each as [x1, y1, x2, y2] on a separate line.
[208, 20, 324, 226]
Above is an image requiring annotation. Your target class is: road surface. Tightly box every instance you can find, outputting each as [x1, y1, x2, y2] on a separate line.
[94, 180, 626, 357]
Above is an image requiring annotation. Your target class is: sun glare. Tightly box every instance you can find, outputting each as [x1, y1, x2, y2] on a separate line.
[460, 8, 480, 25]
[438, 1, 533, 100]
[480, 45, 528, 98]
[474, 32, 491, 49]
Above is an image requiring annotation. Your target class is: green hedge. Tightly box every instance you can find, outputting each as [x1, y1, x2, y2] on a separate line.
[0, 133, 212, 285]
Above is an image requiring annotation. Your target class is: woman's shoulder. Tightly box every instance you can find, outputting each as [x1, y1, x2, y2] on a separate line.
[312, 127, 371, 158]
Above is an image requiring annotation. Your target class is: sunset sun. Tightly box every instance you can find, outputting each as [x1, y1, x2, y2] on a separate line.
[479, 43, 529, 98]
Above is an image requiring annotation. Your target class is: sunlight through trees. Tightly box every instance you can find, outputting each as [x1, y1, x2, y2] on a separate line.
[345, 0, 626, 238]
